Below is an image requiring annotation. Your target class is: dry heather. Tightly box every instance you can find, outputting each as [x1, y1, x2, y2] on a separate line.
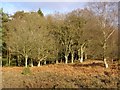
[2, 60, 119, 88]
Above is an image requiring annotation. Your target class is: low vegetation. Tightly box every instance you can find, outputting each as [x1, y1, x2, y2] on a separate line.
[2, 60, 119, 88]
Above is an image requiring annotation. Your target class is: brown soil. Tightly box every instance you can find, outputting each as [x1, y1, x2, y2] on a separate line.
[2, 60, 120, 88]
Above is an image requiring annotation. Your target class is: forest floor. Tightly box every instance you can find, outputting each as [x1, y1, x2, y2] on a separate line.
[2, 59, 120, 88]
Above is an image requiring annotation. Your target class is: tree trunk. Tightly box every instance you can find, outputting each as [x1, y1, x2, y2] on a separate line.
[60, 59, 62, 63]
[103, 36, 108, 68]
[7, 50, 9, 65]
[65, 55, 68, 64]
[44, 60, 46, 65]
[8, 52, 11, 66]
[80, 47, 84, 63]
[71, 53, 74, 63]
[31, 59, 33, 67]
[7, 49, 11, 66]
[37, 60, 41, 67]
[17, 55, 20, 66]
[85, 53, 87, 60]
[25, 55, 28, 68]
[56, 60, 58, 64]
[78, 49, 80, 61]
[16, 58, 18, 66]
[104, 58, 108, 68]
[80, 55, 83, 63]
[103, 40, 108, 68]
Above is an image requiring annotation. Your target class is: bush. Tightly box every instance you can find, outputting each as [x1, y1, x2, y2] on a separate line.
[21, 67, 31, 75]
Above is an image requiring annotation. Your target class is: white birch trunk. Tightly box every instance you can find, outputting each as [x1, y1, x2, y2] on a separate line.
[85, 53, 87, 60]
[31, 59, 33, 67]
[71, 53, 74, 63]
[65, 55, 68, 64]
[80, 55, 83, 63]
[103, 39, 109, 68]
[37, 60, 41, 67]
[104, 58, 108, 68]
[80, 47, 84, 63]
[44, 60, 46, 65]
[78, 49, 81, 61]
[25, 55, 28, 68]
[56, 60, 58, 64]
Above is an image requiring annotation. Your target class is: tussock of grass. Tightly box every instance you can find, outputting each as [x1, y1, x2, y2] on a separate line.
[21, 67, 31, 75]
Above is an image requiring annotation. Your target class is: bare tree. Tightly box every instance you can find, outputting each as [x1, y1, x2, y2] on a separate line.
[87, 2, 118, 68]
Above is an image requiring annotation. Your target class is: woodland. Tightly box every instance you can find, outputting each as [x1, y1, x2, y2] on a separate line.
[1, 2, 120, 88]
[1, 2, 119, 68]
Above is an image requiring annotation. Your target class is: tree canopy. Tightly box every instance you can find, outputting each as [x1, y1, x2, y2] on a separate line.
[2, 3, 118, 68]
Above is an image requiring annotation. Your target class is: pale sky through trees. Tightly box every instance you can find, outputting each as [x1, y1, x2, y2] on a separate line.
[0, 2, 86, 15]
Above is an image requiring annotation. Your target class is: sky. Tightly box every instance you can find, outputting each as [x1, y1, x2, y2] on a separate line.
[0, 2, 86, 16]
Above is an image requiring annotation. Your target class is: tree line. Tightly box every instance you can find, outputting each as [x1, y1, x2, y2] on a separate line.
[1, 2, 118, 68]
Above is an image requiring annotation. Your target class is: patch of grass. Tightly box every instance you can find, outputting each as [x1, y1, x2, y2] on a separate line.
[21, 67, 31, 75]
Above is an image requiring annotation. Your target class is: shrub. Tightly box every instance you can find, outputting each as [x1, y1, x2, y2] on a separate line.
[21, 67, 31, 75]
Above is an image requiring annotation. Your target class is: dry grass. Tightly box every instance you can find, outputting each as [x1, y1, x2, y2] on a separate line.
[2, 60, 119, 88]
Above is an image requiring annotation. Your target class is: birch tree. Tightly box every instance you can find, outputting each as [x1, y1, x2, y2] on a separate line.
[88, 2, 118, 68]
